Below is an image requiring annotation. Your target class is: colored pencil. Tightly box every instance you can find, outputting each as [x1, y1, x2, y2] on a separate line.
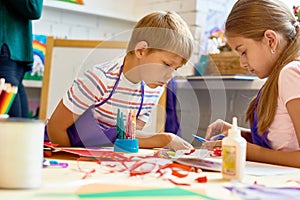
[0, 78, 5, 96]
[4, 86, 18, 114]
[0, 83, 18, 115]
[0, 83, 11, 114]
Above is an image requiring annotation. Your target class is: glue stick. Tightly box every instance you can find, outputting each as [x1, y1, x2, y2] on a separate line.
[222, 116, 246, 181]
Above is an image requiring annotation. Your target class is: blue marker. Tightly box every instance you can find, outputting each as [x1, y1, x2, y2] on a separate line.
[211, 134, 225, 141]
[192, 133, 225, 143]
[192, 134, 207, 143]
[44, 160, 69, 168]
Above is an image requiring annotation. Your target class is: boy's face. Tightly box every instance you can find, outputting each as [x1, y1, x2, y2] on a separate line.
[136, 50, 184, 88]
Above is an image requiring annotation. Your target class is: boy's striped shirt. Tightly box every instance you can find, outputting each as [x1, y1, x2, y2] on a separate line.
[63, 57, 164, 129]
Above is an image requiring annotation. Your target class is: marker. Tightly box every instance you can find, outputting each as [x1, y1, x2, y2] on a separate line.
[46, 160, 69, 168]
[211, 134, 225, 141]
[192, 134, 207, 143]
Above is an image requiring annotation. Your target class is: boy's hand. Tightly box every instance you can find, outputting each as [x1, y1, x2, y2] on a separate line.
[165, 132, 194, 151]
[136, 131, 193, 151]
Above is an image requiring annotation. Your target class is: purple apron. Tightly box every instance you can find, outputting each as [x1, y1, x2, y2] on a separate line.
[165, 78, 181, 136]
[45, 65, 145, 148]
[250, 89, 271, 149]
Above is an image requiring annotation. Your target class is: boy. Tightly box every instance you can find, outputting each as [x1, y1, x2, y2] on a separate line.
[46, 11, 194, 151]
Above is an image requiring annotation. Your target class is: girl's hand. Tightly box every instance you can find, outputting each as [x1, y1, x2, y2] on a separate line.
[205, 119, 232, 140]
[202, 140, 222, 150]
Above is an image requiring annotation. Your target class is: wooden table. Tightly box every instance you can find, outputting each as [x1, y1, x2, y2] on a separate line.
[1, 148, 299, 200]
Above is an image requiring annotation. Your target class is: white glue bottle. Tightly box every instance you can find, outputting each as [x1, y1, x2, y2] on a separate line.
[222, 116, 246, 181]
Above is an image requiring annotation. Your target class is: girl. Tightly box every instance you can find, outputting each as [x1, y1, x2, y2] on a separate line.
[206, 0, 300, 168]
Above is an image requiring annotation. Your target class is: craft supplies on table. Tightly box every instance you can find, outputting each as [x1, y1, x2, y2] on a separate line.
[3, 142, 300, 200]
[114, 108, 139, 153]
[221, 117, 246, 181]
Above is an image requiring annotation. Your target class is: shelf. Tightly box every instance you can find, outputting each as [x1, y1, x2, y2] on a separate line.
[186, 74, 259, 81]
[176, 75, 266, 90]
[23, 80, 42, 88]
[43, 0, 138, 23]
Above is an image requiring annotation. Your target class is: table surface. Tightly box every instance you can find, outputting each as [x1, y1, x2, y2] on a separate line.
[1, 148, 300, 200]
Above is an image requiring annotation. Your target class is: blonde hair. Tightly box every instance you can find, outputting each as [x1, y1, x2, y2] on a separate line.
[127, 11, 194, 63]
[225, 0, 300, 134]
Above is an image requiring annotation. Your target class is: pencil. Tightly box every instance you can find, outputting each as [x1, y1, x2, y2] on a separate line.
[4, 86, 18, 114]
[0, 83, 11, 114]
[0, 78, 5, 96]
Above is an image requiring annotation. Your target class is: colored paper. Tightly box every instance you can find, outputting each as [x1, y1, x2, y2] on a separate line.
[56, 0, 84, 5]
[77, 187, 217, 200]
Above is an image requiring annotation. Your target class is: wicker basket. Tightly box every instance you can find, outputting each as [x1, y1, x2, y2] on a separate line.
[206, 51, 249, 75]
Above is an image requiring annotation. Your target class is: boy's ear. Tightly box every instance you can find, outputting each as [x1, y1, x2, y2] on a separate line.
[135, 41, 148, 58]
[264, 29, 278, 49]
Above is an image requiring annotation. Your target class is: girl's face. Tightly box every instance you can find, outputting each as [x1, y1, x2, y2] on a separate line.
[136, 50, 184, 88]
[227, 36, 277, 79]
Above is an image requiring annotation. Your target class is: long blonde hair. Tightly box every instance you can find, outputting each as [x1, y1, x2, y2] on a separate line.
[225, 0, 300, 134]
[127, 11, 194, 63]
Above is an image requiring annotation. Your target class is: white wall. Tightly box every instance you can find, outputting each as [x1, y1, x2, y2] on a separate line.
[286, 1, 300, 10]
[33, 0, 298, 74]
[33, 1, 136, 41]
[33, 0, 237, 76]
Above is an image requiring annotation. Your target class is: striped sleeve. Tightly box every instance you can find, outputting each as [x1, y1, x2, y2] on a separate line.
[63, 65, 108, 115]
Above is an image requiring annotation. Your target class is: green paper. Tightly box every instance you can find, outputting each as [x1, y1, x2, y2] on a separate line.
[77, 187, 217, 200]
